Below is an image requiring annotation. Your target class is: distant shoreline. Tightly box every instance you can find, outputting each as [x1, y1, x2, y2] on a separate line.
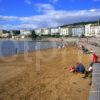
[0, 39, 78, 58]
[0, 37, 80, 42]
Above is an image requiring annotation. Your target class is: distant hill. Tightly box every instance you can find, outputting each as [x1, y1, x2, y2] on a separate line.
[61, 20, 100, 27]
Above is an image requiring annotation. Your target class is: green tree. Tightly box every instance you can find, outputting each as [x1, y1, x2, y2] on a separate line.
[31, 30, 38, 40]
[12, 30, 20, 36]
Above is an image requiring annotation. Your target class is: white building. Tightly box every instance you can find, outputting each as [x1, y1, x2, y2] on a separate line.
[85, 24, 95, 37]
[50, 27, 60, 35]
[35, 28, 51, 35]
[35, 29, 42, 36]
[0, 30, 10, 38]
[0, 30, 3, 37]
[60, 27, 69, 36]
[90, 26, 95, 36]
[85, 24, 91, 36]
[21, 35, 25, 39]
[43, 28, 51, 35]
[71, 26, 85, 36]
[85, 24, 100, 37]
[95, 26, 100, 37]
[2, 33, 9, 38]
[20, 30, 32, 35]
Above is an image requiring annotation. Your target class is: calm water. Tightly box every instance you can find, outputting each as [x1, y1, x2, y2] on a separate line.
[0, 40, 59, 57]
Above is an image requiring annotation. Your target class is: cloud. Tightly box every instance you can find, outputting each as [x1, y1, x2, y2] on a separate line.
[14, 24, 37, 29]
[0, 7, 100, 30]
[0, 24, 37, 30]
[24, 0, 31, 5]
[0, 15, 19, 21]
[35, 3, 54, 13]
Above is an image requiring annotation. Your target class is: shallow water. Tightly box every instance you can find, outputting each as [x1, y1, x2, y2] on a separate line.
[0, 40, 59, 57]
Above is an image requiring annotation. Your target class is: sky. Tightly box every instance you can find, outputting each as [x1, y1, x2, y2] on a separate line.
[0, 0, 100, 29]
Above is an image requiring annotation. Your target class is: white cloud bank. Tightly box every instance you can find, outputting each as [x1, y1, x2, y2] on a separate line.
[0, 3, 100, 30]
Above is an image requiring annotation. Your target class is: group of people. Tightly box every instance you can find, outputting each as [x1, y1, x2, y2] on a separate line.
[78, 44, 94, 54]
[68, 62, 93, 78]
[68, 45, 99, 79]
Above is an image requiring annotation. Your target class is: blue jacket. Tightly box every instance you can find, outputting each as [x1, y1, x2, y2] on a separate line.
[76, 64, 85, 73]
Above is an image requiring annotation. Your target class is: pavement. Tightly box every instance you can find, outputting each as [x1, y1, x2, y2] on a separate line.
[89, 63, 100, 100]
[78, 37, 100, 100]
[81, 37, 100, 100]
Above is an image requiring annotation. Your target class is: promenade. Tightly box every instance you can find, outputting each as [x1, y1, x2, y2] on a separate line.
[80, 37, 100, 100]
[89, 63, 100, 100]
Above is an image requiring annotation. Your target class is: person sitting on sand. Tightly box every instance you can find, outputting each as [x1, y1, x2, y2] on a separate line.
[81, 45, 89, 54]
[83, 62, 94, 78]
[75, 63, 85, 74]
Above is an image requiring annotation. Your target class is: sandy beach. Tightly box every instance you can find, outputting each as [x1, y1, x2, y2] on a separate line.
[0, 46, 91, 100]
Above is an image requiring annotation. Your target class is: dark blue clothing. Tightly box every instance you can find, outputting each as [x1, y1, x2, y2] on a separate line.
[76, 64, 85, 73]
[81, 45, 89, 53]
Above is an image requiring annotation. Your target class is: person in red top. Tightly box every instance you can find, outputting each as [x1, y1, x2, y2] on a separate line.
[92, 53, 98, 63]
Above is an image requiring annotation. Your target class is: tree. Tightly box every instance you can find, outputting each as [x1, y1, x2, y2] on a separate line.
[55, 33, 60, 38]
[31, 30, 38, 40]
[12, 30, 20, 36]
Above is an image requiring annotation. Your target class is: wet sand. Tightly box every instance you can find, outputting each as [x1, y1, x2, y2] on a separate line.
[0, 46, 91, 100]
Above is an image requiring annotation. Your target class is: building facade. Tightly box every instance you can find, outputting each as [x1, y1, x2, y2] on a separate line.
[0, 30, 10, 38]
[60, 27, 70, 36]
[20, 30, 32, 35]
[85, 24, 100, 37]
[50, 27, 60, 35]
[95, 26, 100, 37]
[85, 24, 96, 37]
[90, 25, 95, 36]
[35, 29, 42, 36]
[41, 28, 51, 35]
[71, 26, 85, 36]
[0, 30, 3, 37]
